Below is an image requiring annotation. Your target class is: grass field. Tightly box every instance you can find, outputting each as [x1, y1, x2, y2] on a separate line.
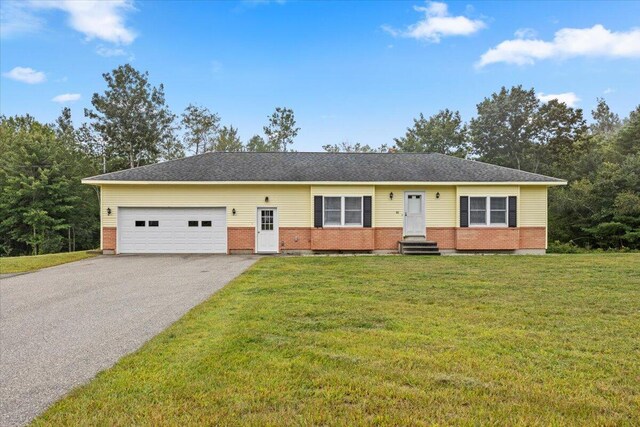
[35, 254, 640, 426]
[0, 251, 97, 274]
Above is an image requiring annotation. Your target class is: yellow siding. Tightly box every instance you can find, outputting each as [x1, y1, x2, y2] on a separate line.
[374, 186, 456, 228]
[100, 183, 549, 231]
[101, 184, 311, 227]
[455, 186, 519, 226]
[310, 185, 375, 225]
[374, 186, 404, 227]
[519, 186, 547, 227]
[427, 186, 456, 227]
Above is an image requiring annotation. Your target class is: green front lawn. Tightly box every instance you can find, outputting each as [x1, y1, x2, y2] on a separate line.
[0, 251, 97, 274]
[35, 255, 640, 425]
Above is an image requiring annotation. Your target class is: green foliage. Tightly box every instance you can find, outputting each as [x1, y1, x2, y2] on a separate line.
[245, 134, 274, 152]
[322, 141, 388, 153]
[181, 104, 220, 155]
[263, 107, 300, 152]
[0, 114, 99, 255]
[214, 125, 244, 152]
[86, 64, 182, 170]
[394, 109, 468, 157]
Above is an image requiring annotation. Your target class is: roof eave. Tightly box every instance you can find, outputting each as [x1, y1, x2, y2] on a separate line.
[81, 179, 567, 186]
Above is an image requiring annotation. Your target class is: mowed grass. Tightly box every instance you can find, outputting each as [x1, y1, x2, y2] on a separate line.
[35, 254, 640, 426]
[0, 251, 96, 274]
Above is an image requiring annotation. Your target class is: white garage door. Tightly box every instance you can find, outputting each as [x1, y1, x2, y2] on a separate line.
[118, 207, 227, 254]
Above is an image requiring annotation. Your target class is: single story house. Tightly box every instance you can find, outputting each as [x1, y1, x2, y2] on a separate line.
[82, 152, 566, 255]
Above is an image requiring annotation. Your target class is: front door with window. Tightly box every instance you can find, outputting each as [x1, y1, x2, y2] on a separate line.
[404, 192, 425, 237]
[256, 208, 278, 253]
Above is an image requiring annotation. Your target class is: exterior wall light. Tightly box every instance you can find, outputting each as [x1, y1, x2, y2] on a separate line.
[107, 207, 112, 215]
[436, 192, 440, 199]
[232, 208, 236, 215]
[389, 192, 394, 200]
[265, 196, 269, 202]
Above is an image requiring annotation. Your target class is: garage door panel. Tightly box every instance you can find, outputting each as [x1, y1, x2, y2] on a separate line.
[118, 207, 226, 253]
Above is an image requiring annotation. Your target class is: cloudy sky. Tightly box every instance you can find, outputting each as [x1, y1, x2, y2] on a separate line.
[1, 0, 639, 150]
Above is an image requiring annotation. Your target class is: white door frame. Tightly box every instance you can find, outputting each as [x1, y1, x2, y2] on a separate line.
[403, 191, 426, 237]
[255, 207, 279, 253]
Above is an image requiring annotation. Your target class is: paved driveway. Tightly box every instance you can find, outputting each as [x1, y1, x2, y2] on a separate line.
[0, 254, 259, 426]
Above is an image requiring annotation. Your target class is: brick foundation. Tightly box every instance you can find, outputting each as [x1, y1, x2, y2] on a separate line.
[102, 227, 116, 252]
[228, 227, 254, 253]
[456, 227, 519, 250]
[374, 228, 404, 250]
[280, 227, 312, 251]
[310, 228, 375, 251]
[426, 227, 456, 249]
[519, 227, 547, 249]
[103, 225, 547, 254]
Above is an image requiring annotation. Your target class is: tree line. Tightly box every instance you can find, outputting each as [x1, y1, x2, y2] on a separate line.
[1, 63, 638, 255]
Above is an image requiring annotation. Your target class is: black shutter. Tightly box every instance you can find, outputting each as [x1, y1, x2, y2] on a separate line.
[314, 196, 323, 228]
[460, 196, 469, 227]
[508, 196, 517, 227]
[363, 196, 372, 228]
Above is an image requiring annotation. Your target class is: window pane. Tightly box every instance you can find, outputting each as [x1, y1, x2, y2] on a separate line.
[135, 221, 145, 227]
[490, 197, 506, 210]
[201, 221, 212, 227]
[470, 211, 486, 224]
[345, 211, 361, 225]
[149, 221, 159, 227]
[188, 221, 198, 227]
[324, 197, 341, 209]
[470, 197, 486, 209]
[344, 197, 361, 210]
[490, 211, 506, 224]
[324, 210, 341, 225]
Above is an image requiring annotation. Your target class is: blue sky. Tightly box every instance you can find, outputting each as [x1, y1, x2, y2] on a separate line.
[1, 0, 639, 151]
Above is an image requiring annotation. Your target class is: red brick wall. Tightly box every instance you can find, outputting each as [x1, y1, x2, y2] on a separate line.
[455, 228, 520, 250]
[103, 227, 116, 252]
[519, 227, 547, 249]
[310, 228, 375, 250]
[426, 227, 456, 249]
[374, 228, 403, 250]
[228, 227, 254, 253]
[280, 227, 312, 251]
[103, 225, 547, 254]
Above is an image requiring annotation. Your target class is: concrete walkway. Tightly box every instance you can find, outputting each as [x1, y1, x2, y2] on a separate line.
[0, 254, 259, 426]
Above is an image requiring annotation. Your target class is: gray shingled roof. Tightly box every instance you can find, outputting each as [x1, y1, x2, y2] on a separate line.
[83, 152, 565, 183]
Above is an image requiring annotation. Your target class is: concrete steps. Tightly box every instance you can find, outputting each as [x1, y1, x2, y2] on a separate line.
[399, 238, 441, 255]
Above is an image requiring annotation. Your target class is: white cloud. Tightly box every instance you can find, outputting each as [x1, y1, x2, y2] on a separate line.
[537, 92, 580, 107]
[478, 24, 640, 68]
[2, 66, 46, 84]
[383, 1, 486, 43]
[52, 93, 81, 103]
[96, 45, 127, 57]
[603, 88, 614, 94]
[514, 28, 537, 39]
[29, 0, 136, 44]
[0, 1, 44, 38]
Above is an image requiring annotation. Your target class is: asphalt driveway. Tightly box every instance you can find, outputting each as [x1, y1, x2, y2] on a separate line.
[0, 254, 259, 426]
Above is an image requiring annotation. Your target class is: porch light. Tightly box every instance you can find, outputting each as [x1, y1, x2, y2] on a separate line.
[389, 192, 394, 200]
[232, 208, 236, 215]
[436, 192, 440, 199]
[265, 196, 269, 202]
[107, 207, 112, 215]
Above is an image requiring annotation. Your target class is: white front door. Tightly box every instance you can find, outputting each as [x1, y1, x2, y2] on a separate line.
[256, 208, 278, 253]
[404, 192, 425, 237]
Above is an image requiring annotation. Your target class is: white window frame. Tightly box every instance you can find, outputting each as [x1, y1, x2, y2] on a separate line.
[322, 196, 364, 227]
[468, 196, 508, 227]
